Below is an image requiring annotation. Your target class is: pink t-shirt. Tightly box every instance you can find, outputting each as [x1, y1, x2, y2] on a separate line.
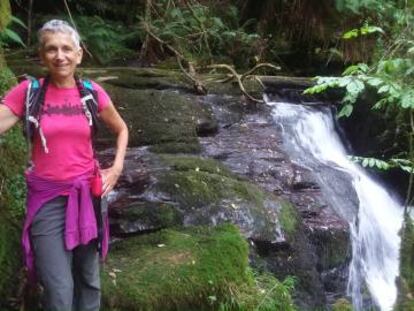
[2, 79, 111, 181]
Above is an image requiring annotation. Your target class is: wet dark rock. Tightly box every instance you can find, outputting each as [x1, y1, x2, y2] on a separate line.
[95, 85, 208, 152]
[110, 200, 183, 235]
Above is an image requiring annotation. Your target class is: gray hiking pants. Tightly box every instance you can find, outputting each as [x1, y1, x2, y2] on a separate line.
[30, 196, 101, 311]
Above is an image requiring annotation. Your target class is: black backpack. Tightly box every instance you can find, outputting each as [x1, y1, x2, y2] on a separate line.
[23, 76, 100, 151]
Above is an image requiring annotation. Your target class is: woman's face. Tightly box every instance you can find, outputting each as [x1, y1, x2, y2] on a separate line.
[39, 31, 83, 81]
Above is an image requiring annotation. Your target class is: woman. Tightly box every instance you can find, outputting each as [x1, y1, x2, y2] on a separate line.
[0, 20, 128, 311]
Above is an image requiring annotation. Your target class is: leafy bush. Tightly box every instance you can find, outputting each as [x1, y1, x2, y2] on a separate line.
[304, 1, 414, 210]
[0, 16, 26, 47]
[75, 15, 136, 64]
[141, 1, 261, 67]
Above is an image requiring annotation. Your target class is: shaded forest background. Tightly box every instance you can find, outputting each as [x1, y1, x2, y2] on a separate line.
[6, 0, 383, 73]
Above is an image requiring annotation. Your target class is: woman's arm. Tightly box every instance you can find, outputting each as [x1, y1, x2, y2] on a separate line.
[0, 105, 20, 134]
[98, 102, 129, 196]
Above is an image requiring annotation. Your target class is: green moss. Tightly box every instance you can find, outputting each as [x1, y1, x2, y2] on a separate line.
[0, 0, 11, 31]
[158, 165, 264, 210]
[332, 298, 353, 311]
[102, 224, 251, 311]
[0, 62, 16, 92]
[159, 154, 237, 179]
[156, 155, 297, 241]
[102, 225, 296, 311]
[96, 85, 201, 152]
[101, 70, 191, 91]
[0, 211, 20, 304]
[149, 142, 201, 154]
[315, 229, 350, 270]
[111, 202, 183, 232]
[217, 273, 297, 311]
[0, 59, 26, 302]
[157, 155, 262, 209]
[278, 201, 298, 236]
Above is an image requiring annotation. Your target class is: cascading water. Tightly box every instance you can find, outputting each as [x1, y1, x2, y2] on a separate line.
[264, 97, 404, 311]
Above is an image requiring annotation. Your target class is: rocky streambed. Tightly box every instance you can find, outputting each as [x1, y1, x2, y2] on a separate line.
[86, 68, 353, 310]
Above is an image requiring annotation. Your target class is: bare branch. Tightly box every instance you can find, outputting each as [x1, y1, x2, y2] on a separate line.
[206, 64, 263, 103]
[142, 21, 207, 94]
[63, 0, 93, 59]
[241, 63, 281, 81]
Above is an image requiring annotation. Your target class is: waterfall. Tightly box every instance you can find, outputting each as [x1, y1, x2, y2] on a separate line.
[265, 98, 404, 311]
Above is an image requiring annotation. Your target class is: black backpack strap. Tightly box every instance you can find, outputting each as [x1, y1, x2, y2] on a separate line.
[24, 77, 41, 140]
[24, 76, 51, 156]
[77, 78, 100, 136]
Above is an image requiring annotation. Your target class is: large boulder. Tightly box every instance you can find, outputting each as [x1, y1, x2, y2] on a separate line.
[102, 224, 296, 311]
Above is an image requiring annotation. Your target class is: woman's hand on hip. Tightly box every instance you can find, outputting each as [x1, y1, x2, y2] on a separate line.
[100, 165, 122, 197]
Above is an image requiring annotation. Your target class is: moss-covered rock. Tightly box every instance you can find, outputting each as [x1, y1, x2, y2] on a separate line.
[0, 49, 26, 305]
[157, 154, 263, 207]
[102, 224, 250, 310]
[332, 298, 353, 311]
[154, 154, 295, 242]
[278, 201, 298, 236]
[102, 224, 296, 311]
[95, 82, 216, 152]
[110, 201, 183, 235]
[94, 68, 192, 92]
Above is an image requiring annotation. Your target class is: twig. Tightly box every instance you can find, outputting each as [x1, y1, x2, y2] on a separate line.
[62, 0, 93, 59]
[207, 64, 262, 102]
[241, 63, 281, 81]
[139, 0, 153, 63]
[142, 22, 207, 94]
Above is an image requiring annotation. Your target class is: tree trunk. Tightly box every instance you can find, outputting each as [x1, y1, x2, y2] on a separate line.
[138, 0, 152, 63]
[27, 0, 33, 46]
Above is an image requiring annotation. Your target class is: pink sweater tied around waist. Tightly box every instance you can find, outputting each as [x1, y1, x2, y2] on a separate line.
[23, 170, 109, 283]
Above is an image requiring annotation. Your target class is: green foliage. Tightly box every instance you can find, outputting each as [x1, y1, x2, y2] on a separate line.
[0, 0, 11, 31]
[306, 1, 414, 210]
[0, 16, 26, 48]
[351, 156, 414, 173]
[141, 1, 261, 66]
[218, 273, 297, 311]
[75, 15, 136, 64]
[350, 156, 390, 170]
[335, 0, 394, 14]
[304, 64, 368, 117]
[342, 24, 384, 40]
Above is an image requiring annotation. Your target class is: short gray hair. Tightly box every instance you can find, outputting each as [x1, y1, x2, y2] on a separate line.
[38, 19, 81, 49]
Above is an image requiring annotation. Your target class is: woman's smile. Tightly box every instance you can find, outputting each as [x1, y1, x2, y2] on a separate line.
[40, 32, 83, 86]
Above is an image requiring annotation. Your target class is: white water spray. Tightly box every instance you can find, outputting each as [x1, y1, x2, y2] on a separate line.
[265, 99, 403, 310]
